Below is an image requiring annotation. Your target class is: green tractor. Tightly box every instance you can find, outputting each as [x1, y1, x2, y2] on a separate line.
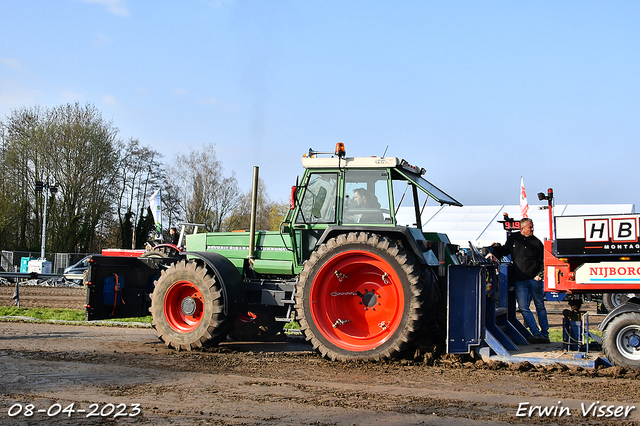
[86, 144, 463, 361]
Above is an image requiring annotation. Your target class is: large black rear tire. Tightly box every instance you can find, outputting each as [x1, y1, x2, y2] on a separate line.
[142, 246, 181, 260]
[151, 260, 229, 350]
[602, 312, 640, 369]
[295, 232, 430, 362]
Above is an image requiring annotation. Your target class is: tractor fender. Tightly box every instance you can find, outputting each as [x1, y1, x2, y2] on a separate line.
[599, 297, 640, 331]
[183, 251, 247, 316]
[316, 226, 427, 264]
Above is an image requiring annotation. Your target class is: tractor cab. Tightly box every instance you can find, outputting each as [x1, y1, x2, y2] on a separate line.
[283, 144, 462, 265]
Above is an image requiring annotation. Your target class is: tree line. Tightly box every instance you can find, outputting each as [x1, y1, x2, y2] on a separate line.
[0, 102, 288, 255]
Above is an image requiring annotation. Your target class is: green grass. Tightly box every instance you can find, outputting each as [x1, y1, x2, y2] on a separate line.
[283, 321, 300, 330]
[549, 327, 601, 343]
[0, 306, 152, 324]
[0, 306, 85, 321]
[549, 329, 563, 343]
[0, 308, 604, 344]
[283, 320, 301, 335]
[111, 315, 152, 324]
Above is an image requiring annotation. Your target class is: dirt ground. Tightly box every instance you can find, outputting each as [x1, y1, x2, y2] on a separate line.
[1, 284, 639, 426]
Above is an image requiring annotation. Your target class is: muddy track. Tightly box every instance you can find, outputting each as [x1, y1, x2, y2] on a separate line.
[0, 284, 85, 309]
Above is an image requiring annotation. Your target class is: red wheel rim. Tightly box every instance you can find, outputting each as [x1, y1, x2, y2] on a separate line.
[164, 280, 205, 332]
[309, 250, 405, 351]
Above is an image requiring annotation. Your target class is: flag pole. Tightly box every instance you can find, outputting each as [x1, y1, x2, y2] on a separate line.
[519, 176, 529, 219]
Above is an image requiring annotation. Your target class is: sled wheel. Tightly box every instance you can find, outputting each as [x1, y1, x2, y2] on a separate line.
[142, 246, 181, 260]
[295, 232, 427, 362]
[151, 260, 228, 350]
[602, 312, 640, 369]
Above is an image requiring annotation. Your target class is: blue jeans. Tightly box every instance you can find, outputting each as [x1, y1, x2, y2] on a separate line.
[515, 278, 549, 339]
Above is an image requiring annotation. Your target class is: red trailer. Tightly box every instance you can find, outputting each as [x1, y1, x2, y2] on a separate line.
[538, 192, 640, 368]
[544, 213, 640, 311]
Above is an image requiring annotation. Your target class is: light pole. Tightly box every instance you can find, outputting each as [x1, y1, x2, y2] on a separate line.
[35, 180, 58, 259]
[537, 188, 554, 241]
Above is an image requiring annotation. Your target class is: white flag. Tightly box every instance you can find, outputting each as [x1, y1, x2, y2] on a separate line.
[519, 177, 529, 218]
[149, 189, 162, 240]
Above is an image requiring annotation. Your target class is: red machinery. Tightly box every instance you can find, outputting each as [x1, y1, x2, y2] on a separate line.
[540, 189, 640, 310]
[526, 188, 640, 368]
[101, 249, 147, 257]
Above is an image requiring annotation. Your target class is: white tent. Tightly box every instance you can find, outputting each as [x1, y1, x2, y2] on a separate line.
[396, 204, 636, 249]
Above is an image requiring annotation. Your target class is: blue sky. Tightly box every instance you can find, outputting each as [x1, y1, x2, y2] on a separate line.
[2, 1, 640, 211]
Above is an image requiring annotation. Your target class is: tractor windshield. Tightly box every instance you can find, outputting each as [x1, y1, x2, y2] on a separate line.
[342, 170, 391, 225]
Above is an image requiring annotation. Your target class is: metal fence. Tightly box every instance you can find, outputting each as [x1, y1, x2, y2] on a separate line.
[1, 250, 91, 274]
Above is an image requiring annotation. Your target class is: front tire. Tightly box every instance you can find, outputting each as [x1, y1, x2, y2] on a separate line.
[603, 293, 640, 313]
[295, 232, 428, 362]
[602, 312, 640, 369]
[151, 260, 229, 350]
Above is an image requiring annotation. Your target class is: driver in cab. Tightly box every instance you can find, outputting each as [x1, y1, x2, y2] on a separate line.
[347, 188, 383, 223]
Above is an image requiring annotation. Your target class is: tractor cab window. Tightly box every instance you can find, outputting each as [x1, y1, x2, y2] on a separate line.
[342, 170, 391, 224]
[391, 174, 427, 228]
[390, 168, 462, 228]
[295, 172, 338, 224]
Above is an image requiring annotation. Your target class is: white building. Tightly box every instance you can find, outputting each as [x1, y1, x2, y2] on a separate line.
[397, 204, 636, 249]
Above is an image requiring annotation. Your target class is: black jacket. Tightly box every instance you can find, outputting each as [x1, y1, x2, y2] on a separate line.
[494, 232, 544, 281]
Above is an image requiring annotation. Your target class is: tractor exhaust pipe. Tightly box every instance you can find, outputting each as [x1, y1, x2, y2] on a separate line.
[248, 166, 259, 265]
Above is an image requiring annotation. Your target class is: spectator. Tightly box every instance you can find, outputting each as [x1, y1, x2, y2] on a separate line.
[492, 218, 549, 344]
[170, 227, 180, 246]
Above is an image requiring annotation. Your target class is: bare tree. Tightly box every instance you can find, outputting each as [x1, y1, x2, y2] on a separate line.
[159, 179, 183, 237]
[0, 125, 11, 249]
[1, 106, 43, 250]
[113, 138, 164, 248]
[169, 145, 242, 232]
[222, 179, 289, 232]
[42, 103, 120, 253]
[0, 104, 277, 255]
[0, 103, 120, 253]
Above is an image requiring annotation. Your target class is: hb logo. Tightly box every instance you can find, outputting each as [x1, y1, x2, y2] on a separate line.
[585, 218, 638, 243]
